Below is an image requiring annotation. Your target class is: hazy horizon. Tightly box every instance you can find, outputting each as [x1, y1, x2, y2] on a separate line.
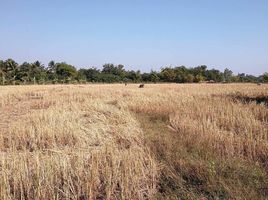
[1, 0, 268, 75]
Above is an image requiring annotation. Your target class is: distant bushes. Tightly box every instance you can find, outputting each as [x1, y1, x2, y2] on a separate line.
[0, 59, 267, 85]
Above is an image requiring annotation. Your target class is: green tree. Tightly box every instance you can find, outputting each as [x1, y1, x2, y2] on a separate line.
[17, 62, 31, 83]
[173, 66, 189, 83]
[205, 69, 223, 82]
[126, 70, 141, 82]
[261, 72, 268, 82]
[160, 67, 176, 82]
[194, 74, 205, 82]
[149, 71, 160, 83]
[77, 67, 101, 82]
[0, 60, 5, 85]
[30, 61, 47, 83]
[185, 74, 194, 82]
[1, 59, 19, 84]
[192, 65, 207, 77]
[55, 62, 77, 82]
[46, 61, 57, 81]
[223, 68, 233, 82]
[102, 63, 126, 80]
[141, 73, 150, 82]
[77, 69, 87, 81]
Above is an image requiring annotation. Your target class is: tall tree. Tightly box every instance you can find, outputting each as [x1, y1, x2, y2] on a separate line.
[205, 69, 223, 82]
[149, 71, 160, 83]
[261, 72, 268, 82]
[2, 59, 18, 84]
[30, 61, 46, 83]
[55, 62, 77, 82]
[160, 67, 176, 82]
[174, 66, 189, 83]
[223, 68, 233, 82]
[0, 60, 5, 85]
[46, 60, 57, 81]
[102, 63, 126, 80]
[126, 70, 141, 82]
[17, 62, 31, 83]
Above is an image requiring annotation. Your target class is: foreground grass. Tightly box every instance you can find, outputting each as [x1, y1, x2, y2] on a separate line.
[0, 83, 267, 199]
[136, 113, 268, 199]
[0, 85, 157, 199]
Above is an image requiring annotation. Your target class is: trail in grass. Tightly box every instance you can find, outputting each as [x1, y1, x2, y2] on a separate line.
[134, 112, 268, 200]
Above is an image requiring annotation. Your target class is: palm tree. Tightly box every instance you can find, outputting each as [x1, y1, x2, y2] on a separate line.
[48, 60, 55, 72]
[2, 59, 18, 83]
[0, 60, 4, 84]
[0, 67, 5, 85]
[30, 61, 46, 83]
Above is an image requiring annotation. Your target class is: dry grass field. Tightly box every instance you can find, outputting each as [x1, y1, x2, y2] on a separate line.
[0, 83, 267, 199]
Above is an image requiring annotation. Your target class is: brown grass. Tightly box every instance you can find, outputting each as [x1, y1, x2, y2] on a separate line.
[0, 83, 268, 199]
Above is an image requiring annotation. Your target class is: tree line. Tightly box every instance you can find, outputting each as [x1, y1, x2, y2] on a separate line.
[0, 59, 267, 85]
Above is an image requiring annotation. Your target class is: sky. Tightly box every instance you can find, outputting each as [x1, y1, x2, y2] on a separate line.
[0, 0, 268, 75]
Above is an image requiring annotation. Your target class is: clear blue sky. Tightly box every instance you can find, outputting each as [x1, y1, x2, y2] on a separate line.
[1, 0, 268, 75]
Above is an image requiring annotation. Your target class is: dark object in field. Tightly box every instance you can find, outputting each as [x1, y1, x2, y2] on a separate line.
[125, 83, 127, 86]
[139, 84, 145, 88]
[257, 83, 261, 86]
[230, 93, 268, 106]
